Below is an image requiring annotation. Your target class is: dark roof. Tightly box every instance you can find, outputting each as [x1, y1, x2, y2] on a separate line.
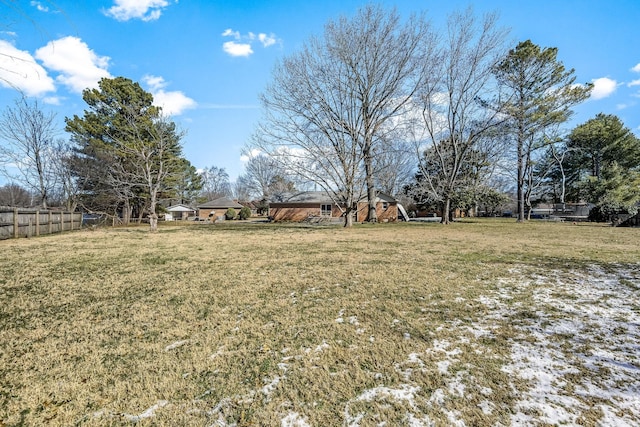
[197, 197, 243, 209]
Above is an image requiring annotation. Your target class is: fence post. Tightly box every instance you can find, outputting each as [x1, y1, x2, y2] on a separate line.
[36, 211, 40, 236]
[49, 211, 52, 234]
[13, 207, 18, 239]
[70, 211, 74, 231]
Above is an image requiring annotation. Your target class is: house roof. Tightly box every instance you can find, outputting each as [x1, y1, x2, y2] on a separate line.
[166, 204, 196, 212]
[197, 197, 243, 209]
[270, 191, 397, 205]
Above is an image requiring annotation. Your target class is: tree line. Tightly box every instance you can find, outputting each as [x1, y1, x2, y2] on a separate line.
[249, 5, 639, 226]
[2, 4, 639, 230]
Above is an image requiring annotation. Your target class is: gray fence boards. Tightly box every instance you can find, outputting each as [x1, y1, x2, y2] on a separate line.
[0, 208, 82, 240]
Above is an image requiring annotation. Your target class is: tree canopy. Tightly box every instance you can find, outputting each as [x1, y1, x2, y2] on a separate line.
[493, 39, 592, 221]
[65, 77, 189, 231]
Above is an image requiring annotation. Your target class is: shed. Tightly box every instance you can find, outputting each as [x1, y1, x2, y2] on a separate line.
[164, 204, 197, 221]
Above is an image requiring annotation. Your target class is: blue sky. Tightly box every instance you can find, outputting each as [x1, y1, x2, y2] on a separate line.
[1, 0, 639, 182]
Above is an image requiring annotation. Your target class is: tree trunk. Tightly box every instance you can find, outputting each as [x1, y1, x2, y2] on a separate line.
[364, 148, 377, 223]
[441, 198, 451, 224]
[516, 139, 525, 222]
[149, 212, 158, 232]
[123, 199, 131, 225]
[343, 210, 354, 227]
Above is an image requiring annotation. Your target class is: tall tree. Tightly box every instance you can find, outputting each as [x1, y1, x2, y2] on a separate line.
[564, 114, 640, 222]
[0, 97, 58, 208]
[66, 77, 185, 232]
[172, 158, 203, 205]
[413, 8, 508, 223]
[566, 113, 640, 180]
[325, 5, 435, 222]
[493, 39, 591, 222]
[252, 4, 436, 226]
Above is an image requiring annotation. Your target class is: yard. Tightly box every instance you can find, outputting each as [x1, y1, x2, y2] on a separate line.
[1, 220, 639, 426]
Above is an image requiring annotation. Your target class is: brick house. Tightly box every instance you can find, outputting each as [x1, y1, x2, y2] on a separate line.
[197, 197, 244, 221]
[269, 191, 399, 222]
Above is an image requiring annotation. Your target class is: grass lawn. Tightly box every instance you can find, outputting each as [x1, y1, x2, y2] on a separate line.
[1, 219, 639, 426]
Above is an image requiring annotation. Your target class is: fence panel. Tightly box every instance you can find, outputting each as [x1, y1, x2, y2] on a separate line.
[0, 208, 82, 240]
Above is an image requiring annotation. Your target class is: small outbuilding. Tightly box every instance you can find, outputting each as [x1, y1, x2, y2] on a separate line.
[164, 204, 197, 221]
[269, 191, 399, 223]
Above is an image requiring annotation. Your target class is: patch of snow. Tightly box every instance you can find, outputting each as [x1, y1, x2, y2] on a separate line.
[281, 411, 311, 427]
[122, 400, 168, 422]
[314, 340, 330, 353]
[165, 340, 189, 351]
[436, 360, 450, 374]
[262, 376, 281, 399]
[489, 264, 640, 425]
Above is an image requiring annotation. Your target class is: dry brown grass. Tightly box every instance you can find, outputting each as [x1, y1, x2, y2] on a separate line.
[1, 219, 639, 426]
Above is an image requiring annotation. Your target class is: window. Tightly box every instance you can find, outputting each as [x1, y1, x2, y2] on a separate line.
[382, 202, 388, 210]
[321, 204, 332, 216]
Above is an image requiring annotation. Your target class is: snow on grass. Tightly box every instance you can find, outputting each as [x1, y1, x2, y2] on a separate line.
[164, 339, 189, 351]
[94, 265, 638, 426]
[482, 264, 640, 426]
[122, 400, 169, 422]
[341, 263, 639, 426]
[281, 411, 311, 427]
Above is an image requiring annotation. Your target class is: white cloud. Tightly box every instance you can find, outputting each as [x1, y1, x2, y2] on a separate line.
[0, 40, 56, 97]
[222, 29, 240, 39]
[223, 41, 253, 57]
[221, 28, 279, 57]
[42, 96, 61, 105]
[258, 33, 277, 48]
[631, 63, 640, 73]
[35, 36, 111, 94]
[104, 0, 171, 22]
[628, 79, 640, 87]
[142, 74, 196, 116]
[590, 77, 618, 100]
[30, 1, 49, 12]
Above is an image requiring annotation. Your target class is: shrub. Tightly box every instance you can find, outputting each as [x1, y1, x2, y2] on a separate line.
[225, 208, 236, 220]
[239, 206, 252, 220]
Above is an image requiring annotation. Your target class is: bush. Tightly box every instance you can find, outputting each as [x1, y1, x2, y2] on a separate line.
[239, 206, 252, 220]
[225, 208, 236, 220]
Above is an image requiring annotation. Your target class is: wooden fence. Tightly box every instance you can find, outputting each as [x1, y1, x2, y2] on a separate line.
[0, 208, 83, 240]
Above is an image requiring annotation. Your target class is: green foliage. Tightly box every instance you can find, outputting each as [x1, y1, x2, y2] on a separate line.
[583, 163, 640, 223]
[494, 40, 592, 221]
[562, 114, 640, 223]
[225, 208, 236, 220]
[566, 113, 640, 180]
[65, 77, 187, 224]
[239, 206, 252, 220]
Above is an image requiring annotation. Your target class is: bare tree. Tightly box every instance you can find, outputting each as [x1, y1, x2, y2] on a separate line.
[0, 182, 32, 207]
[252, 5, 436, 226]
[48, 140, 83, 211]
[0, 97, 59, 208]
[413, 8, 508, 223]
[106, 110, 184, 232]
[373, 137, 415, 196]
[239, 151, 281, 198]
[323, 5, 436, 222]
[200, 165, 231, 200]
